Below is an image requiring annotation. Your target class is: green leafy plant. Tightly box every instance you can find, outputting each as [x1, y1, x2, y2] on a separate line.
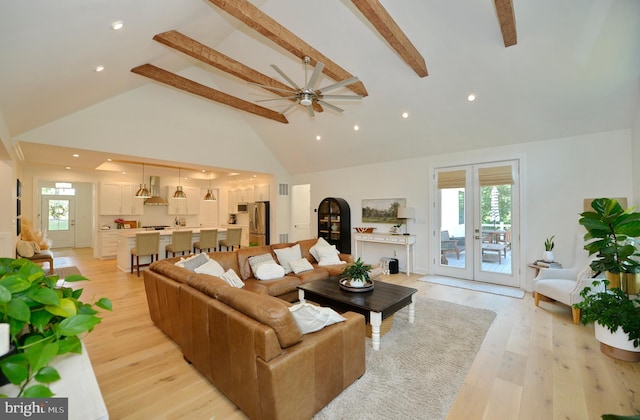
[574, 279, 640, 348]
[341, 258, 372, 282]
[0, 258, 112, 397]
[544, 236, 555, 251]
[579, 198, 640, 275]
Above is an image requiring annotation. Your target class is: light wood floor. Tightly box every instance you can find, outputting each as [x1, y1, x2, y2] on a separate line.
[53, 248, 640, 419]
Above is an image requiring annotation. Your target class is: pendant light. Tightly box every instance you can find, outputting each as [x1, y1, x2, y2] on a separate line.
[135, 163, 151, 198]
[173, 167, 186, 199]
[203, 171, 216, 201]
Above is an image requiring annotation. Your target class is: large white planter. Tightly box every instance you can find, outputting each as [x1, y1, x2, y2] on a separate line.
[594, 322, 640, 362]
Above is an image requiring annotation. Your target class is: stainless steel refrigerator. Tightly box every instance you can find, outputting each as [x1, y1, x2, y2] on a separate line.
[249, 201, 270, 246]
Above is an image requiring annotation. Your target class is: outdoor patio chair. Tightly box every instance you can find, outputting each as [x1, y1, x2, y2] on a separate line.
[441, 230, 464, 260]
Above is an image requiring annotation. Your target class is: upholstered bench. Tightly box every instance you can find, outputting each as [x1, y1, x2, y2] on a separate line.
[25, 250, 54, 274]
[16, 240, 54, 275]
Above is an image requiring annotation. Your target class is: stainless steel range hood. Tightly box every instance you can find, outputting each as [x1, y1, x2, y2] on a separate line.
[144, 176, 168, 206]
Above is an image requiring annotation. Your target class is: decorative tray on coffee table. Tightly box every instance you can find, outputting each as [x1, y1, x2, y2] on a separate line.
[339, 278, 374, 292]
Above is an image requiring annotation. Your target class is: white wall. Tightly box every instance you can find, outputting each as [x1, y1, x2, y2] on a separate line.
[291, 129, 633, 291]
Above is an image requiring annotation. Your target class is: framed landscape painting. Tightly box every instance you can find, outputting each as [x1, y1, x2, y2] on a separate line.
[362, 198, 406, 224]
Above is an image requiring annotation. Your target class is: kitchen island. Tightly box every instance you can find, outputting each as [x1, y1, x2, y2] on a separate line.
[116, 227, 228, 272]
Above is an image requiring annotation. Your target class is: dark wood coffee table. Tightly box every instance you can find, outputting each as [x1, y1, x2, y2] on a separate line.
[297, 278, 417, 350]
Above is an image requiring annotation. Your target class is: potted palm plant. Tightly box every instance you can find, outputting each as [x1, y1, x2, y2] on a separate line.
[341, 258, 372, 288]
[576, 197, 640, 361]
[0, 258, 112, 397]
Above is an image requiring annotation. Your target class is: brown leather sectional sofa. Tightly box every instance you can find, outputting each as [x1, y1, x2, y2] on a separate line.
[143, 238, 366, 419]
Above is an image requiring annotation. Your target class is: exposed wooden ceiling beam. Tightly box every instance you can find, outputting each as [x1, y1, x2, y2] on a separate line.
[207, 0, 368, 97]
[350, 0, 428, 77]
[153, 30, 322, 113]
[130, 64, 288, 124]
[494, 0, 517, 47]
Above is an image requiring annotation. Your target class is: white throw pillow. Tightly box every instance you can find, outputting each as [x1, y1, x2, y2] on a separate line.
[175, 253, 209, 270]
[194, 259, 225, 277]
[248, 253, 276, 275]
[274, 244, 302, 274]
[220, 269, 245, 288]
[317, 245, 344, 266]
[289, 303, 346, 334]
[309, 237, 334, 262]
[290, 258, 314, 274]
[255, 262, 286, 280]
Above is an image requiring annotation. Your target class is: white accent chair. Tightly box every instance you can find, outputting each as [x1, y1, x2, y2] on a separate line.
[533, 233, 604, 324]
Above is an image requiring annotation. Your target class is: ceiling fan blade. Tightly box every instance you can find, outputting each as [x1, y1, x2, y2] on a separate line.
[256, 96, 298, 102]
[247, 82, 297, 95]
[317, 76, 360, 94]
[281, 101, 299, 114]
[306, 62, 325, 90]
[319, 94, 363, 100]
[271, 64, 300, 90]
[317, 100, 344, 113]
[307, 105, 315, 117]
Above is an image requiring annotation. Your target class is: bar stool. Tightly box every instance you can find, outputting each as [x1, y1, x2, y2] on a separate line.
[166, 230, 193, 258]
[219, 227, 242, 251]
[193, 229, 218, 253]
[130, 232, 160, 277]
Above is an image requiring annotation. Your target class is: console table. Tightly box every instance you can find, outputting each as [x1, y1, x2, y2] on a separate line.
[353, 233, 416, 276]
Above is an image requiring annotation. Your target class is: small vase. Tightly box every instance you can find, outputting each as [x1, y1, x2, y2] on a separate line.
[349, 278, 366, 288]
[542, 251, 554, 262]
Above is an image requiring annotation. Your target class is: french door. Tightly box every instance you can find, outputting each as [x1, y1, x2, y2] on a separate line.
[434, 160, 520, 287]
[41, 195, 76, 248]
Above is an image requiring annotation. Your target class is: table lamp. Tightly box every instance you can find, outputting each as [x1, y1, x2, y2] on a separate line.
[397, 207, 415, 235]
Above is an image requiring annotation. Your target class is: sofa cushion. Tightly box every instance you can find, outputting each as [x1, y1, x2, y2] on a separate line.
[309, 237, 333, 262]
[206, 251, 241, 274]
[290, 257, 314, 274]
[216, 286, 303, 348]
[244, 276, 301, 297]
[316, 245, 344, 266]
[220, 269, 245, 288]
[194, 259, 225, 277]
[273, 244, 302, 274]
[176, 253, 209, 270]
[289, 303, 345, 334]
[236, 246, 276, 280]
[255, 263, 286, 281]
[295, 268, 330, 284]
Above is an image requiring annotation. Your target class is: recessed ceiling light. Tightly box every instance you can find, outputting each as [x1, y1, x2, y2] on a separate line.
[467, 94, 476, 102]
[107, 158, 112, 162]
[110, 21, 124, 31]
[353, 125, 360, 131]
[316, 135, 322, 141]
[121, 171, 127, 175]
[65, 166, 71, 170]
[402, 112, 409, 119]
[95, 65, 105, 72]
[72, 154, 79, 158]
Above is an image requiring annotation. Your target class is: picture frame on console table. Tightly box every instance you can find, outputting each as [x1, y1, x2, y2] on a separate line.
[362, 198, 406, 224]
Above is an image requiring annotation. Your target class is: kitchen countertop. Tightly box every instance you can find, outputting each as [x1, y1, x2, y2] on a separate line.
[114, 227, 227, 237]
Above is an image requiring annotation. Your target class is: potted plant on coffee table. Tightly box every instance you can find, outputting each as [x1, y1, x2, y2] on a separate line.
[341, 258, 373, 289]
[575, 197, 640, 361]
[0, 258, 112, 397]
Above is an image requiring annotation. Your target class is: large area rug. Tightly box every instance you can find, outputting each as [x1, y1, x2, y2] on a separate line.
[314, 295, 496, 419]
[419, 275, 525, 299]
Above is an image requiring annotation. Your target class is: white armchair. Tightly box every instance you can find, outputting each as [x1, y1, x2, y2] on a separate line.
[533, 233, 604, 324]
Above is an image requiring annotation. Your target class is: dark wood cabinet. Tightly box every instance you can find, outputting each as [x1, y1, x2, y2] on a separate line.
[318, 197, 351, 254]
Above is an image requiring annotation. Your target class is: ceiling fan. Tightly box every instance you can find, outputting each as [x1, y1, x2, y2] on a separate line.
[252, 56, 363, 117]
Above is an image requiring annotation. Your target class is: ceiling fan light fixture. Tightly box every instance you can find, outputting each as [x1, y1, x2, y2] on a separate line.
[300, 93, 313, 106]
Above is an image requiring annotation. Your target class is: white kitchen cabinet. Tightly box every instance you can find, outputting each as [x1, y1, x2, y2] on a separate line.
[166, 186, 200, 215]
[228, 189, 238, 213]
[97, 230, 119, 259]
[99, 183, 144, 215]
[254, 184, 270, 201]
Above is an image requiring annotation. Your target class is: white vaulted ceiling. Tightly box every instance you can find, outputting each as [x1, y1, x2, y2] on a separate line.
[1, 0, 639, 175]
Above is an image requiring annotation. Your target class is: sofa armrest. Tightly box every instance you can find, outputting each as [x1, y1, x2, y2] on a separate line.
[339, 253, 354, 264]
[255, 311, 365, 419]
